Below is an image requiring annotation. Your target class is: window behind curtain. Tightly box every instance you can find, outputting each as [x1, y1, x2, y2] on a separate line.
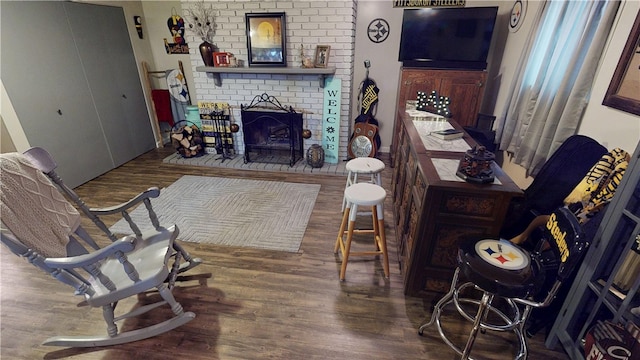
[497, 0, 619, 176]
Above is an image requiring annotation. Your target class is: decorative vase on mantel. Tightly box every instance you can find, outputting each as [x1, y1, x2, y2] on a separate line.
[199, 40, 216, 67]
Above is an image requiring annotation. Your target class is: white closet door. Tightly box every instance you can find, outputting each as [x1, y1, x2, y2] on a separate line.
[1, 1, 113, 188]
[64, 2, 155, 167]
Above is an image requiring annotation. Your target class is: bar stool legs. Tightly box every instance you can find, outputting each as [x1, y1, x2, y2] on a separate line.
[334, 182, 389, 281]
[418, 268, 529, 360]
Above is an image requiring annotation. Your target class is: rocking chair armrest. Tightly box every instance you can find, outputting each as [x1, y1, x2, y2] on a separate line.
[44, 236, 137, 269]
[88, 187, 161, 215]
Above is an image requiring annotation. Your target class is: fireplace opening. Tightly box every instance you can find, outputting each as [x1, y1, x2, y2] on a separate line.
[241, 94, 303, 167]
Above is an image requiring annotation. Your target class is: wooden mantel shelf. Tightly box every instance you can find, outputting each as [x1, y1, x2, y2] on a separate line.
[196, 66, 336, 87]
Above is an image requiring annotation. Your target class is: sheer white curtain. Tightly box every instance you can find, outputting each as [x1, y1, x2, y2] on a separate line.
[495, 0, 620, 176]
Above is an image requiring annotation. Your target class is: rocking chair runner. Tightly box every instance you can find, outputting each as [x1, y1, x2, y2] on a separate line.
[0, 147, 204, 347]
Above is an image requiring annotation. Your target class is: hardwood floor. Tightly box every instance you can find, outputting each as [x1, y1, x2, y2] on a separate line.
[0, 147, 570, 360]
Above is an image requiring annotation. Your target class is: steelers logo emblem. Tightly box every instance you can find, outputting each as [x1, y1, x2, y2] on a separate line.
[509, 0, 526, 33]
[475, 239, 529, 270]
[367, 18, 390, 43]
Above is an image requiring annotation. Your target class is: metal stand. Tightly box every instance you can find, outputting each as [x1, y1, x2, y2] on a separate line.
[210, 107, 234, 163]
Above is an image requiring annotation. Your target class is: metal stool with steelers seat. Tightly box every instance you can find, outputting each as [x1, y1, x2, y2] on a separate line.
[334, 182, 389, 281]
[418, 207, 588, 360]
[341, 157, 385, 212]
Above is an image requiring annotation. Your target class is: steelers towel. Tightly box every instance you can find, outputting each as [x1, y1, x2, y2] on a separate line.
[564, 148, 629, 224]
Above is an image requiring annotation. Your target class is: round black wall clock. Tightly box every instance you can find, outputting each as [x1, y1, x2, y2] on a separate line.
[367, 18, 389, 43]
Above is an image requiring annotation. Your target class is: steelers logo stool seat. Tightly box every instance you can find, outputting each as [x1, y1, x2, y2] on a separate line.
[334, 182, 389, 281]
[418, 207, 589, 360]
[458, 239, 545, 299]
[342, 157, 385, 212]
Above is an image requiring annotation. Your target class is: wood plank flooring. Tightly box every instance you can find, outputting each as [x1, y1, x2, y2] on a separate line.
[0, 147, 571, 360]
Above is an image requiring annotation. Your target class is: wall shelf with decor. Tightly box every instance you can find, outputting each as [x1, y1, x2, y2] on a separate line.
[195, 66, 336, 88]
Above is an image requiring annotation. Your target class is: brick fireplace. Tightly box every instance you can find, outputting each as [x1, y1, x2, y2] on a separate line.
[181, 0, 356, 162]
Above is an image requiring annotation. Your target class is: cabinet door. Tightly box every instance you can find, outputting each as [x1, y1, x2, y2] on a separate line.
[439, 71, 487, 127]
[64, 2, 155, 167]
[396, 69, 440, 110]
[1, 1, 113, 188]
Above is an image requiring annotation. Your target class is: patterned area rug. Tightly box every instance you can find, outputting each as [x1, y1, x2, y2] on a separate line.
[109, 175, 320, 252]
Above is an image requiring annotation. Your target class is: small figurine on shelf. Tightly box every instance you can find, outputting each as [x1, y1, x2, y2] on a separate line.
[228, 55, 238, 67]
[300, 44, 314, 68]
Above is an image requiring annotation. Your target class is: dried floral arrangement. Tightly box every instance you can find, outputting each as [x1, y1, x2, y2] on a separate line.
[184, 1, 217, 43]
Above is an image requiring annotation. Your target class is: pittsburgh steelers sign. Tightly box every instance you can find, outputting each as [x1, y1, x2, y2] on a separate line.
[509, 0, 527, 33]
[367, 18, 390, 43]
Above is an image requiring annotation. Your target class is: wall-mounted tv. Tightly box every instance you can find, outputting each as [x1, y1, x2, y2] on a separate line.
[398, 7, 499, 70]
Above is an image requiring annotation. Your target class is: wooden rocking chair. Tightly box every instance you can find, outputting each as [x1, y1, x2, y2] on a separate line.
[0, 147, 203, 347]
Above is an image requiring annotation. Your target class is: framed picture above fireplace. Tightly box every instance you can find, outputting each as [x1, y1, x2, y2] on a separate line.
[245, 12, 287, 67]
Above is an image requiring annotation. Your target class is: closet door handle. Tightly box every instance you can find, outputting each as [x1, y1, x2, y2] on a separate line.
[57, 109, 62, 115]
[122, 94, 127, 99]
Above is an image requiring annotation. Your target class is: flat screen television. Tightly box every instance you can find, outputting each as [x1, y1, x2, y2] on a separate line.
[398, 7, 498, 70]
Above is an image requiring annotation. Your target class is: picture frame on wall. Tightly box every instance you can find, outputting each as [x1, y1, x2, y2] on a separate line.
[314, 45, 330, 68]
[245, 12, 287, 67]
[602, 11, 640, 116]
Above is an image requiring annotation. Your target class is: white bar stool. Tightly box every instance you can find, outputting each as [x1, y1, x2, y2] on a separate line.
[334, 182, 389, 281]
[342, 157, 385, 212]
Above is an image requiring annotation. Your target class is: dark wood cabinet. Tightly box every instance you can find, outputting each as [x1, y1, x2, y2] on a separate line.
[392, 68, 487, 168]
[391, 110, 522, 296]
[396, 68, 487, 128]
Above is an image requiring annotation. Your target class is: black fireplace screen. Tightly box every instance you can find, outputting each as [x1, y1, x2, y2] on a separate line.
[240, 94, 303, 166]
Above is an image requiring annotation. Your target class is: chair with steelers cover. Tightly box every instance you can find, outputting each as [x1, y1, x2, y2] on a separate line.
[418, 207, 588, 360]
[0, 147, 203, 347]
